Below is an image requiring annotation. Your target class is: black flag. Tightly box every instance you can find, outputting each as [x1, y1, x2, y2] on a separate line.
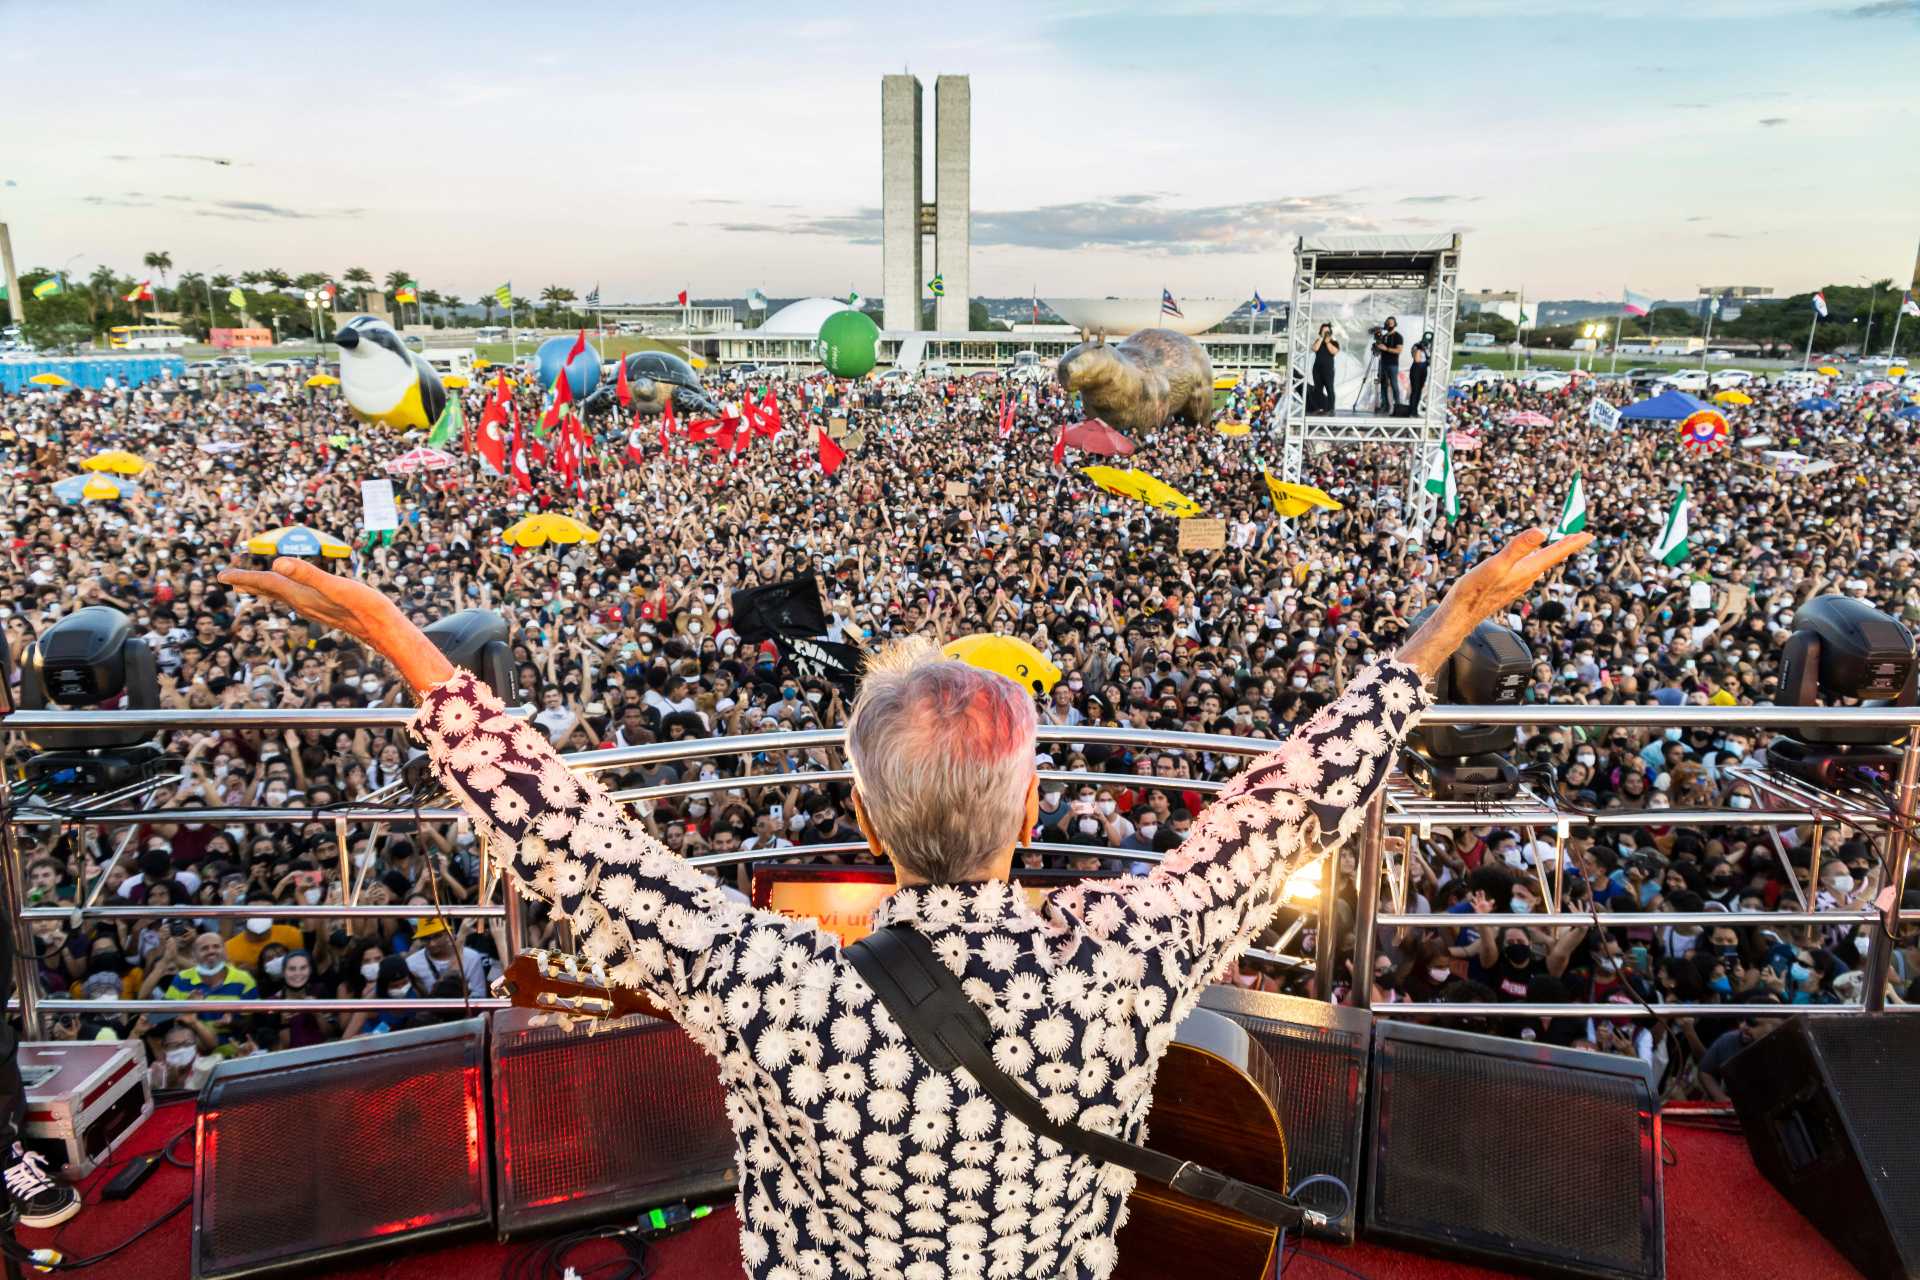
[730, 575, 828, 645]
[780, 635, 866, 695]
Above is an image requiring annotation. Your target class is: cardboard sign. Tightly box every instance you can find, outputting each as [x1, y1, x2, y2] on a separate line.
[1177, 518, 1227, 551]
[828, 416, 848, 440]
[844, 429, 866, 451]
[360, 478, 399, 532]
[944, 480, 971, 499]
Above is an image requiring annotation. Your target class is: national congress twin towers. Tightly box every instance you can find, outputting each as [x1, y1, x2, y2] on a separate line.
[881, 73, 969, 333]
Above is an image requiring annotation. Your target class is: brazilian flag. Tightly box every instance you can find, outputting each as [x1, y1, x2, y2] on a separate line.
[427, 395, 462, 448]
[32, 278, 62, 299]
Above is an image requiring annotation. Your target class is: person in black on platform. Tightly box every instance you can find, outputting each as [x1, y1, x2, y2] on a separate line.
[1, 921, 81, 1228]
[1405, 331, 1432, 416]
[1373, 317, 1404, 414]
[1309, 322, 1339, 413]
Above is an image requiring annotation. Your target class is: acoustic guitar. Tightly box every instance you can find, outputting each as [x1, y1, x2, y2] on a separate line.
[499, 949, 1290, 1279]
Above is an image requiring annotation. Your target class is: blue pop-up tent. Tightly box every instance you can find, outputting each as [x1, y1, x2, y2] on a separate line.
[1619, 389, 1708, 421]
[1795, 396, 1838, 412]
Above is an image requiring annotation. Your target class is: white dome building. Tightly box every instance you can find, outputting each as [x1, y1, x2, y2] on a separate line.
[758, 298, 857, 335]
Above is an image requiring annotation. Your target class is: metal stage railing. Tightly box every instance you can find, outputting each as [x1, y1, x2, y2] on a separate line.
[1, 700, 1913, 1037]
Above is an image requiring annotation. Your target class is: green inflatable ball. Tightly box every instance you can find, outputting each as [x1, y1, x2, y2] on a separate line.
[816, 309, 879, 380]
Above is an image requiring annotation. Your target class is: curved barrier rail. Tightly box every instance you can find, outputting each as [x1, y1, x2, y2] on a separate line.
[2, 701, 1913, 1033]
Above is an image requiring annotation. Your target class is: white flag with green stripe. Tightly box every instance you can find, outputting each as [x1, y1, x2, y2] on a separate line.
[1550, 473, 1587, 542]
[1423, 438, 1459, 523]
[1652, 485, 1689, 566]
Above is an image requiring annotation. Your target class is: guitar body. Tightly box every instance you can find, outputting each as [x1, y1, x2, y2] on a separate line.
[1114, 1041, 1288, 1280]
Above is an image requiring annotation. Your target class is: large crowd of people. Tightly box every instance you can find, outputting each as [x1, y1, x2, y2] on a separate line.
[3, 346, 1915, 1102]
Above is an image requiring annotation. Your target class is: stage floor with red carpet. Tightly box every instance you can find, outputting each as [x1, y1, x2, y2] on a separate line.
[25, 1101, 1863, 1280]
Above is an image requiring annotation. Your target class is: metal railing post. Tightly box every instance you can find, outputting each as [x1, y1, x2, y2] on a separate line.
[1346, 790, 1390, 1010]
[1864, 735, 1920, 1012]
[0, 785, 42, 1040]
[1313, 841, 1343, 1001]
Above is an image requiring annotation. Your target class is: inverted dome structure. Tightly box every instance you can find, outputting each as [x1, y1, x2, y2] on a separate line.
[1044, 297, 1241, 338]
[759, 298, 858, 335]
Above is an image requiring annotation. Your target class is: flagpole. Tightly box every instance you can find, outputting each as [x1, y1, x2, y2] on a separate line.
[1611, 290, 1624, 374]
[1804, 309, 1817, 371]
[1890, 304, 1905, 359]
[1699, 294, 1716, 372]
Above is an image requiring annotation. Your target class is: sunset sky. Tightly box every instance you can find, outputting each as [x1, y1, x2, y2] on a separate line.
[4, 0, 1917, 304]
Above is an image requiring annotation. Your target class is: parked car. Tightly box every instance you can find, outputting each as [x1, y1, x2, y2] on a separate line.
[1708, 369, 1754, 389]
[1451, 368, 1502, 389]
[922, 361, 954, 380]
[1625, 368, 1668, 390]
[1658, 369, 1709, 392]
[1518, 371, 1570, 392]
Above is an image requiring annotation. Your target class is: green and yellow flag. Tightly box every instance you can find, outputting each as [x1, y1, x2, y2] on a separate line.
[394, 282, 418, 304]
[32, 278, 62, 299]
[494, 282, 512, 308]
[426, 395, 462, 448]
[227, 287, 246, 308]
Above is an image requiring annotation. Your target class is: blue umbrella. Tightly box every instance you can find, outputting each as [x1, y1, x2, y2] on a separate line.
[1796, 396, 1838, 412]
[1446, 386, 1468, 400]
[1897, 405, 1920, 421]
[51, 474, 143, 503]
[244, 381, 267, 393]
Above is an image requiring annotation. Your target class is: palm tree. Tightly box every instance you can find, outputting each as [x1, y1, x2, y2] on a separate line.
[238, 270, 264, 287]
[85, 265, 118, 328]
[538, 284, 566, 325]
[262, 268, 292, 289]
[176, 271, 208, 333]
[343, 266, 373, 309]
[142, 250, 173, 289]
[481, 294, 496, 326]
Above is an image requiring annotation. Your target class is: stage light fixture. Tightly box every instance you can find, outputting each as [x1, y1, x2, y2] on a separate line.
[1399, 610, 1533, 801]
[19, 606, 164, 792]
[1766, 595, 1916, 789]
[421, 609, 515, 703]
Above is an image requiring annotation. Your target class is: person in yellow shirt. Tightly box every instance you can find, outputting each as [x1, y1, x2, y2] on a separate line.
[225, 894, 305, 972]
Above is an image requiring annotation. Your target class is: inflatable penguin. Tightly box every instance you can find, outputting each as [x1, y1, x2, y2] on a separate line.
[334, 315, 447, 431]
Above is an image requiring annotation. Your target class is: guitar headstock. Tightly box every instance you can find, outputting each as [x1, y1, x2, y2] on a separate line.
[496, 948, 659, 1033]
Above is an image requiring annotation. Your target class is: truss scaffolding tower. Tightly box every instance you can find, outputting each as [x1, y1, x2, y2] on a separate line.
[1281, 234, 1461, 532]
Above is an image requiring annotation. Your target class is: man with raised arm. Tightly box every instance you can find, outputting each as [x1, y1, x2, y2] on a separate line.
[220, 527, 1588, 1280]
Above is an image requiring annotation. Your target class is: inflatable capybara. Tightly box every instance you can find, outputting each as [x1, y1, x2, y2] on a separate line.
[1056, 328, 1213, 434]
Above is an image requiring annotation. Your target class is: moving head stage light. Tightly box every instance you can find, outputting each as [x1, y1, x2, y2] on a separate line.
[422, 609, 514, 703]
[1767, 595, 1917, 789]
[1400, 612, 1533, 802]
[19, 606, 163, 793]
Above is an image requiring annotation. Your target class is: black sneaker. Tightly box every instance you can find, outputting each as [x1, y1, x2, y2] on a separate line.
[4, 1147, 79, 1230]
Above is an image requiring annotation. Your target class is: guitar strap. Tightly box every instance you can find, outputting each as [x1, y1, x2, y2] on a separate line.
[843, 922, 1312, 1232]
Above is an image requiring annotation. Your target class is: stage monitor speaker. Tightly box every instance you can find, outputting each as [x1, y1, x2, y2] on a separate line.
[1723, 1013, 1920, 1280]
[1197, 986, 1372, 1241]
[192, 1018, 491, 1280]
[1364, 1020, 1664, 1280]
[490, 1007, 737, 1236]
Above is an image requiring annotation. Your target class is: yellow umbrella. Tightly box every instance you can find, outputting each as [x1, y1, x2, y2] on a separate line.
[1712, 389, 1753, 406]
[1891, 366, 1908, 377]
[81, 475, 134, 501]
[1215, 419, 1251, 436]
[28, 373, 69, 387]
[688, 356, 707, 370]
[242, 525, 354, 559]
[1212, 374, 1241, 390]
[501, 512, 601, 548]
[941, 634, 1062, 696]
[1262, 472, 1344, 518]
[79, 449, 148, 475]
[305, 373, 340, 388]
[442, 374, 469, 389]
[1817, 366, 1841, 376]
[1082, 465, 1201, 517]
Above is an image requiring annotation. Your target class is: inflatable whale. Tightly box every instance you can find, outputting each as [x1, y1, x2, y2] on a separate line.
[1056, 328, 1213, 434]
[333, 316, 446, 431]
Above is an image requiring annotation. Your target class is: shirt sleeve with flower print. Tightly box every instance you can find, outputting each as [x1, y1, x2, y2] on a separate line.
[411, 660, 1428, 1280]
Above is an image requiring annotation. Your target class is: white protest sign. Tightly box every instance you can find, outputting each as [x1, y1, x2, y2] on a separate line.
[360, 478, 399, 532]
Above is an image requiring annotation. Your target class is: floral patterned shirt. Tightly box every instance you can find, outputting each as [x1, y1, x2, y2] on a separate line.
[412, 659, 1430, 1280]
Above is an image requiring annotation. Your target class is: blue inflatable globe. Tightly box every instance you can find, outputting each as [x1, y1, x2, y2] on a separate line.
[535, 336, 601, 400]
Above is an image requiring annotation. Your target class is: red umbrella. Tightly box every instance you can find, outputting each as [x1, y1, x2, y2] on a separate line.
[1061, 418, 1136, 457]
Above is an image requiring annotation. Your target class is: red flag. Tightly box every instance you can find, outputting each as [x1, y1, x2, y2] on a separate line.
[685, 416, 721, 443]
[676, 289, 688, 307]
[507, 403, 532, 494]
[997, 389, 1014, 440]
[660, 399, 676, 452]
[564, 328, 587, 365]
[1051, 426, 1067, 468]
[476, 383, 509, 473]
[752, 390, 783, 437]
[819, 428, 846, 477]
[616, 353, 632, 407]
[541, 368, 574, 435]
[625, 424, 649, 465]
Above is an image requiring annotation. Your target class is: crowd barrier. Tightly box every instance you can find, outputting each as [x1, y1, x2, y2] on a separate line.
[1, 701, 1913, 1037]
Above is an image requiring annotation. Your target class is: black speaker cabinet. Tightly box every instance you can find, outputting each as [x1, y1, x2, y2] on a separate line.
[489, 1007, 736, 1236]
[193, 1018, 492, 1280]
[1724, 1013, 1920, 1280]
[1365, 1020, 1664, 1280]
[1198, 986, 1372, 1241]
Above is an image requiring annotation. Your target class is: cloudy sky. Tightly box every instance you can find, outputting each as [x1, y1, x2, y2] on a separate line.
[4, 0, 1917, 305]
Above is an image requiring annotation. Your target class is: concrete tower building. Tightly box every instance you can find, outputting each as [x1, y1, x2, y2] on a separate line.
[880, 73, 970, 332]
[932, 75, 970, 333]
[879, 75, 922, 332]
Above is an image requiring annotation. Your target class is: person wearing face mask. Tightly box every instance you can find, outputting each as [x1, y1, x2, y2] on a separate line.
[158, 931, 258, 1049]
[224, 893, 305, 970]
[148, 1021, 222, 1093]
[404, 917, 494, 1000]
[353, 957, 425, 1038]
